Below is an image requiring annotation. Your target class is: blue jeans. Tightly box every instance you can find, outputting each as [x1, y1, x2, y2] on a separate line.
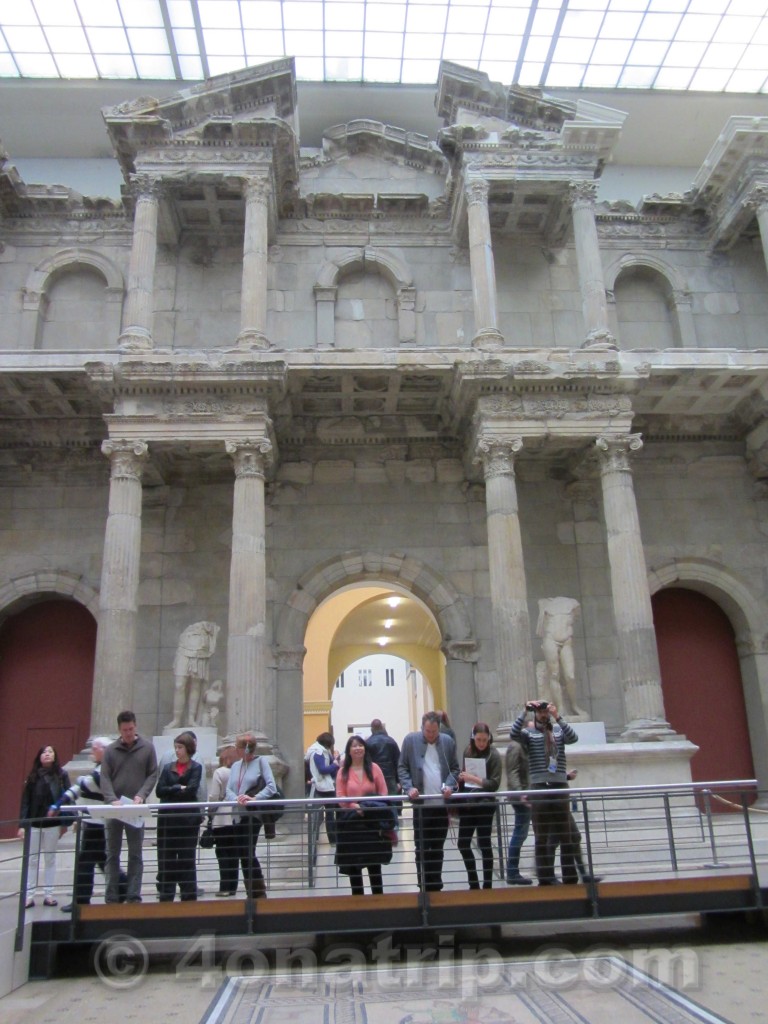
[506, 801, 531, 879]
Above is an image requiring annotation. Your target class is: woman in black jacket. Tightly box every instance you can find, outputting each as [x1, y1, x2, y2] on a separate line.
[155, 731, 203, 902]
[18, 745, 70, 907]
[457, 723, 501, 890]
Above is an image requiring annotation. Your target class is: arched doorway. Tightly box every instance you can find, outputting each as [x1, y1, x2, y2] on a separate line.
[0, 599, 96, 836]
[652, 587, 754, 804]
[303, 585, 444, 753]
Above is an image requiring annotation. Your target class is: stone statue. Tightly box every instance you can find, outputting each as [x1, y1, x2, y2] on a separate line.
[536, 597, 586, 719]
[199, 678, 225, 729]
[166, 621, 220, 728]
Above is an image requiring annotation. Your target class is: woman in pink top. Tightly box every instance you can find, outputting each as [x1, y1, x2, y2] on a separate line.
[335, 735, 394, 895]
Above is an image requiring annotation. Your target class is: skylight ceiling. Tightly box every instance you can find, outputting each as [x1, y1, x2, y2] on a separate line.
[0, 0, 766, 94]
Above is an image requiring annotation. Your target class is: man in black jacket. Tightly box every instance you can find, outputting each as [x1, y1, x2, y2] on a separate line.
[366, 719, 400, 796]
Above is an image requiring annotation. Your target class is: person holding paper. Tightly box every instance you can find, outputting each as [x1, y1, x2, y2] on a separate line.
[100, 710, 158, 903]
[456, 723, 502, 889]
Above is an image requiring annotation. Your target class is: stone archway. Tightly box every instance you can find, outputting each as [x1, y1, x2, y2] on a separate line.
[273, 551, 477, 796]
[649, 557, 768, 788]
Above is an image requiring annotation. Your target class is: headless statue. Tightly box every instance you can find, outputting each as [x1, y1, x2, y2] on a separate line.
[536, 597, 586, 719]
[166, 621, 220, 728]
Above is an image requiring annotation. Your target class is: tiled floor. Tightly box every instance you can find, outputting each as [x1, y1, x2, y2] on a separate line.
[2, 918, 767, 1024]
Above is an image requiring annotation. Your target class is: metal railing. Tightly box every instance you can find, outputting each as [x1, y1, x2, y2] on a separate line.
[2, 778, 765, 945]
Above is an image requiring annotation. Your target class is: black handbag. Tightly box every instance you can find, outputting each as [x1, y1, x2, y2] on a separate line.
[199, 822, 215, 849]
[245, 757, 285, 825]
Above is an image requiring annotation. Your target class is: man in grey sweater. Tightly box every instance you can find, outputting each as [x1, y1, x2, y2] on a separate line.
[100, 710, 158, 903]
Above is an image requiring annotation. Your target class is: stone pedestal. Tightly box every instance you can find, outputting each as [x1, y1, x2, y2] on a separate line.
[566, 739, 698, 789]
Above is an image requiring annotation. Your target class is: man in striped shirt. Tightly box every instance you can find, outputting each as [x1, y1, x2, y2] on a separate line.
[510, 700, 578, 886]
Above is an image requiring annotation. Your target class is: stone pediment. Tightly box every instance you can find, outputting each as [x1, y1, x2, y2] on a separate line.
[102, 59, 300, 233]
[435, 62, 626, 244]
[690, 115, 768, 249]
[103, 59, 297, 166]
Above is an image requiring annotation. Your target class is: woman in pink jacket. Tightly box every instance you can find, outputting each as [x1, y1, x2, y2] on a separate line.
[335, 735, 394, 895]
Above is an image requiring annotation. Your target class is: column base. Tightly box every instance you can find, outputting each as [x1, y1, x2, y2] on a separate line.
[581, 328, 617, 350]
[620, 719, 680, 742]
[235, 329, 271, 350]
[471, 329, 504, 351]
[118, 329, 153, 352]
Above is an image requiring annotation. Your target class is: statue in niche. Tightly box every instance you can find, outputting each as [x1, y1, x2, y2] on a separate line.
[199, 679, 226, 729]
[166, 621, 220, 728]
[536, 597, 587, 719]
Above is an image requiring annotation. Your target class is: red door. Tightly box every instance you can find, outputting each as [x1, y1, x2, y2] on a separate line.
[0, 599, 96, 837]
[652, 587, 754, 809]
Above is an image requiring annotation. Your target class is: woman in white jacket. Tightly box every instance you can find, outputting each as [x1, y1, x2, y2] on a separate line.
[225, 733, 277, 899]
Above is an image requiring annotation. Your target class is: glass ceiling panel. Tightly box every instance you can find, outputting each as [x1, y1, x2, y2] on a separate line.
[0, 0, 765, 95]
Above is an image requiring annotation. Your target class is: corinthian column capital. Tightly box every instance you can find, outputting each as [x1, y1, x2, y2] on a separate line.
[475, 434, 524, 477]
[568, 180, 598, 209]
[225, 437, 273, 477]
[465, 178, 490, 206]
[596, 433, 643, 471]
[743, 182, 768, 213]
[242, 177, 272, 204]
[101, 439, 149, 479]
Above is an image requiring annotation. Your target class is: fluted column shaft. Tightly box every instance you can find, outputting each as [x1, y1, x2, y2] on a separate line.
[476, 435, 534, 720]
[749, 185, 768, 278]
[91, 441, 148, 735]
[226, 439, 272, 733]
[237, 178, 270, 349]
[570, 181, 615, 350]
[596, 434, 671, 737]
[119, 177, 160, 351]
[466, 179, 503, 349]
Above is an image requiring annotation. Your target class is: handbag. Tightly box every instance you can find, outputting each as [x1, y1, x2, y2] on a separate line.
[245, 757, 286, 825]
[199, 821, 215, 849]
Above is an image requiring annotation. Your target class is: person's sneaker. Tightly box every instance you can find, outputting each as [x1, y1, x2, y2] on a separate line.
[60, 903, 73, 913]
[580, 874, 604, 884]
[506, 874, 533, 885]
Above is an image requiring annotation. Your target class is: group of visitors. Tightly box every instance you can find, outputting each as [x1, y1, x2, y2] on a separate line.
[19, 713, 279, 909]
[19, 701, 593, 907]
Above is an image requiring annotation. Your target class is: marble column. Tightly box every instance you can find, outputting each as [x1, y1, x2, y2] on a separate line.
[596, 434, 673, 739]
[91, 440, 148, 735]
[119, 176, 160, 351]
[225, 438, 272, 736]
[570, 181, 616, 350]
[475, 435, 534, 722]
[466, 178, 503, 350]
[237, 178, 271, 350]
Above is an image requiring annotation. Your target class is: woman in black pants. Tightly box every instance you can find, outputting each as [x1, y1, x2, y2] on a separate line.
[156, 731, 203, 901]
[457, 723, 502, 890]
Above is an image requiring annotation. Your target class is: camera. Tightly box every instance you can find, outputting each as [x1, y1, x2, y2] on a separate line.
[526, 700, 550, 712]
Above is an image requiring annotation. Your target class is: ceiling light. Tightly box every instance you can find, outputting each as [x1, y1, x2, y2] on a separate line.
[377, 637, 388, 646]
[387, 596, 401, 608]
[384, 619, 394, 630]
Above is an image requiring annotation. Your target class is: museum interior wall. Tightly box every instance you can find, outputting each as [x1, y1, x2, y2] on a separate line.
[1, 58, 768, 806]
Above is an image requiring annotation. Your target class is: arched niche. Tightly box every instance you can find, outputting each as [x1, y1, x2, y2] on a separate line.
[22, 247, 124, 350]
[313, 247, 416, 349]
[649, 557, 768, 788]
[605, 253, 696, 349]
